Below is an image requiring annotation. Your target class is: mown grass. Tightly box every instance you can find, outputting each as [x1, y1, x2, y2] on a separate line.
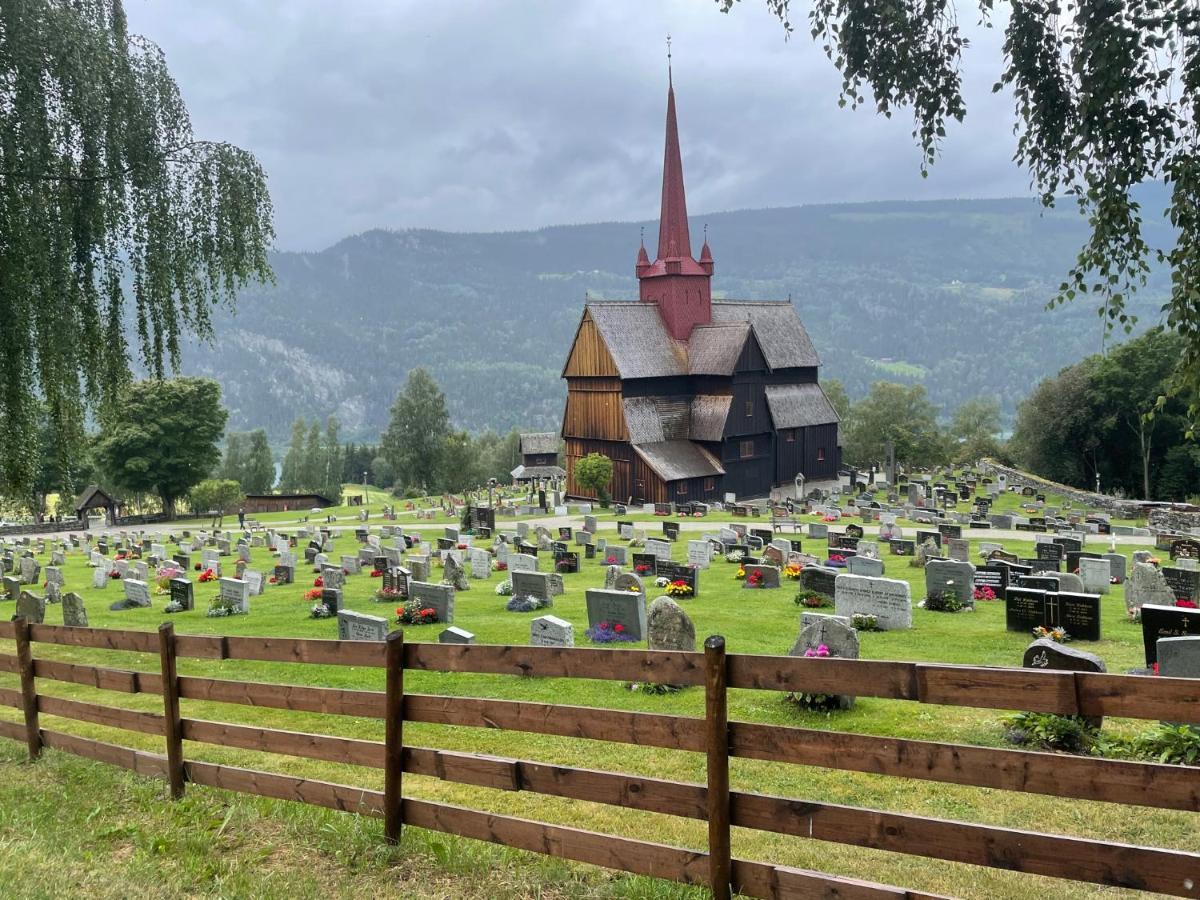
[0, 487, 1185, 899]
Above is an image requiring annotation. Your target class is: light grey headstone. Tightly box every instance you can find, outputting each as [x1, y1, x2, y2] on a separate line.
[92, 566, 109, 589]
[1104, 553, 1127, 584]
[469, 548, 491, 579]
[218, 577, 249, 613]
[687, 540, 711, 570]
[645, 539, 672, 560]
[337, 609, 388, 641]
[341, 554, 362, 575]
[511, 571, 553, 607]
[1079, 557, 1111, 594]
[438, 626, 475, 644]
[612, 572, 644, 595]
[531, 614, 574, 648]
[834, 574, 913, 630]
[509, 553, 537, 574]
[795, 612, 860, 661]
[646, 596, 695, 652]
[947, 538, 970, 563]
[243, 569, 265, 596]
[122, 578, 151, 608]
[847, 555, 884, 577]
[44, 566, 65, 587]
[322, 565, 346, 591]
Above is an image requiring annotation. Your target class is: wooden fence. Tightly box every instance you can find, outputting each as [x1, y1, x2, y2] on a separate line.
[1, 617, 1199, 899]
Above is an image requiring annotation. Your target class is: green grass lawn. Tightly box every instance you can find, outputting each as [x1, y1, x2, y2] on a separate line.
[0, 486, 1187, 899]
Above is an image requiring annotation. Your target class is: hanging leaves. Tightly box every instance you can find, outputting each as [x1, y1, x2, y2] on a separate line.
[0, 0, 273, 500]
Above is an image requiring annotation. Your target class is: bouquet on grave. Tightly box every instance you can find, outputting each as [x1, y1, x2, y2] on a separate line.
[665, 579, 693, 598]
[198, 568, 217, 583]
[783, 564, 803, 580]
[584, 621, 636, 644]
[396, 601, 438, 625]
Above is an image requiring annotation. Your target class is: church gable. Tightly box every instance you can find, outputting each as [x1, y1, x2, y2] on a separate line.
[562, 309, 619, 378]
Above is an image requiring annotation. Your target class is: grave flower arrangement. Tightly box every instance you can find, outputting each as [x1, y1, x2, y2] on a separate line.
[972, 585, 997, 602]
[826, 554, 846, 568]
[735, 566, 746, 581]
[850, 613, 879, 631]
[194, 563, 202, 571]
[922, 591, 965, 613]
[309, 602, 333, 619]
[724, 550, 745, 564]
[786, 644, 842, 711]
[793, 590, 831, 608]
[1032, 625, 1071, 643]
[606, 555, 617, 565]
[313, 576, 324, 588]
[665, 579, 693, 598]
[396, 601, 438, 625]
[370, 568, 384, 578]
[108, 568, 121, 579]
[585, 621, 636, 643]
[635, 563, 653, 575]
[206, 596, 244, 618]
[304, 588, 323, 602]
[495, 580, 514, 596]
[746, 569, 765, 588]
[1176, 598, 1198, 609]
[268, 575, 278, 585]
[198, 568, 217, 583]
[555, 559, 573, 573]
[821, 514, 839, 523]
[375, 587, 403, 602]
[496, 561, 508, 572]
[783, 564, 803, 580]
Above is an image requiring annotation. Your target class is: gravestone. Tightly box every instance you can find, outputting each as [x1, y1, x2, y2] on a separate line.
[925, 559, 976, 604]
[274, 564, 295, 585]
[337, 609, 388, 641]
[438, 626, 475, 644]
[91, 566, 109, 589]
[1078, 557, 1111, 594]
[585, 589, 647, 642]
[1162, 566, 1200, 603]
[612, 572, 644, 595]
[1103, 553, 1128, 584]
[1157, 636, 1200, 678]
[1141, 603, 1200, 665]
[947, 538, 970, 563]
[741, 564, 781, 589]
[890, 539, 916, 556]
[1127, 562, 1177, 614]
[469, 548, 491, 579]
[169, 578, 194, 611]
[511, 571, 554, 609]
[321, 588, 344, 613]
[62, 592, 88, 627]
[16, 591, 45, 624]
[219, 577, 250, 613]
[409, 581, 455, 624]
[509, 553, 537, 574]
[834, 574, 912, 630]
[122, 578, 152, 608]
[846, 555, 884, 577]
[798, 566, 838, 601]
[531, 614, 574, 648]
[443, 554, 470, 591]
[19, 556, 39, 585]
[341, 555, 362, 575]
[243, 569, 265, 597]
[687, 540, 711, 570]
[646, 596, 695, 652]
[972, 564, 1008, 600]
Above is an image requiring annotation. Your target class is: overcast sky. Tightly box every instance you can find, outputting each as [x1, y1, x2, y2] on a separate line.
[124, 0, 1027, 252]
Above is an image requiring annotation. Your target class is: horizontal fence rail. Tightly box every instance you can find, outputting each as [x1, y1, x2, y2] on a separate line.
[1, 619, 1199, 898]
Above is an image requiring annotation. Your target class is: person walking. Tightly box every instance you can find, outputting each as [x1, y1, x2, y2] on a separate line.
[237, 506, 246, 529]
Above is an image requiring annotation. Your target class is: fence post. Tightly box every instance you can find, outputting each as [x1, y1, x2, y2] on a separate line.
[384, 629, 405, 844]
[157, 622, 186, 799]
[704, 635, 731, 900]
[13, 617, 40, 761]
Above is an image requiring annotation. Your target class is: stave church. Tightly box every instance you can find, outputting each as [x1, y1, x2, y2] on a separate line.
[561, 73, 841, 504]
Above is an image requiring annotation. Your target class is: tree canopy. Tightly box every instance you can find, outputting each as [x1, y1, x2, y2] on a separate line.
[726, 0, 1200, 415]
[382, 369, 452, 493]
[0, 1, 273, 503]
[94, 377, 228, 515]
[841, 381, 947, 468]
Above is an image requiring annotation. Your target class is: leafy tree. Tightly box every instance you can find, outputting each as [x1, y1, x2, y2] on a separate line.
[243, 429, 275, 494]
[322, 417, 343, 500]
[730, 0, 1200, 414]
[574, 453, 614, 502]
[94, 377, 227, 516]
[822, 379, 851, 421]
[842, 381, 946, 468]
[188, 479, 244, 518]
[279, 418, 307, 492]
[382, 368, 451, 492]
[949, 397, 1003, 464]
[439, 431, 481, 493]
[0, 1, 273, 502]
[302, 422, 323, 493]
[1010, 362, 1100, 489]
[26, 403, 93, 522]
[219, 433, 248, 485]
[370, 454, 395, 488]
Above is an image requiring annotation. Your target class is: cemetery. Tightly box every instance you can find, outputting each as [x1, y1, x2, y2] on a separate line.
[1, 469, 1199, 898]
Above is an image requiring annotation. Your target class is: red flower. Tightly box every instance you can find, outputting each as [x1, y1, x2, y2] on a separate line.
[395, 607, 404, 616]
[370, 569, 384, 577]
[314, 576, 324, 588]
[343, 568, 350, 576]
[1177, 599, 1198, 609]
[1153, 662, 1160, 675]
[614, 623, 624, 633]
[194, 563, 202, 571]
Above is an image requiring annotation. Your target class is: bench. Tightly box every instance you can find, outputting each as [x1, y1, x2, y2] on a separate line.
[771, 508, 801, 533]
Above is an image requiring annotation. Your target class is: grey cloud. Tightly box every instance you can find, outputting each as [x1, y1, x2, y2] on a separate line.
[125, 0, 1029, 250]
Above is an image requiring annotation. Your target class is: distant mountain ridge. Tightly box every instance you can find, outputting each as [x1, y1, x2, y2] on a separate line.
[177, 193, 1173, 445]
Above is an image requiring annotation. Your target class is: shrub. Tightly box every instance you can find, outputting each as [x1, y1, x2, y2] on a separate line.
[924, 592, 965, 613]
[1004, 711, 1099, 754]
[1131, 724, 1200, 765]
[850, 613, 879, 631]
[793, 590, 831, 608]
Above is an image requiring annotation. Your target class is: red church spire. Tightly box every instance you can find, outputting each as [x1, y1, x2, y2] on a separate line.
[636, 54, 713, 341]
[657, 78, 692, 261]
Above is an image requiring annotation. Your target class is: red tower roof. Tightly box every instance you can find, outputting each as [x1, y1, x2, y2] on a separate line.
[657, 81, 691, 261]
